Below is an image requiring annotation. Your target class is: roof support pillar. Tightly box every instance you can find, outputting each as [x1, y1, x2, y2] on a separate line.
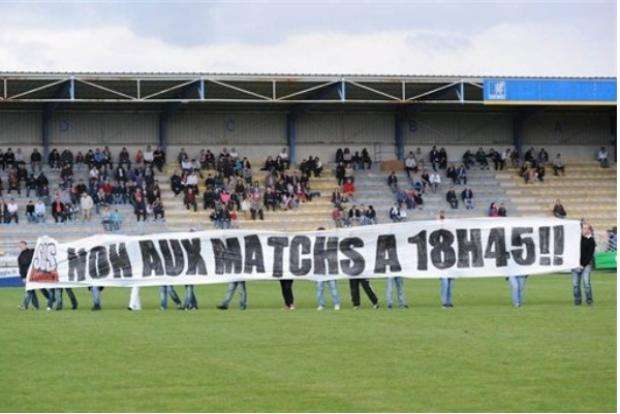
[286, 112, 297, 165]
[512, 115, 523, 156]
[394, 111, 405, 161]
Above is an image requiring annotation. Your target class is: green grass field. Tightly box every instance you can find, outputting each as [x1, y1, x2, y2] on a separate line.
[0, 272, 616, 412]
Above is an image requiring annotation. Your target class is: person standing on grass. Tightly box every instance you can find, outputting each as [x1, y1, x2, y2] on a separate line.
[18, 241, 48, 310]
[348, 224, 379, 310]
[280, 279, 295, 310]
[128, 286, 141, 311]
[90, 286, 103, 311]
[159, 285, 183, 310]
[217, 281, 247, 310]
[49, 287, 78, 311]
[572, 224, 596, 306]
[507, 275, 527, 307]
[386, 276, 408, 309]
[437, 211, 455, 308]
[315, 227, 341, 311]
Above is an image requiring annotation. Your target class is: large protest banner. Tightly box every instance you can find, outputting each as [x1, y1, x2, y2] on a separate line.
[26, 217, 581, 290]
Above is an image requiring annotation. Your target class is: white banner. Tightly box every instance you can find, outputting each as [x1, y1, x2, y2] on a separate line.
[26, 217, 581, 290]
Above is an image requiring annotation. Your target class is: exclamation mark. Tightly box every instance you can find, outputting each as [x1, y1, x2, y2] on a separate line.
[553, 225, 564, 265]
[539, 226, 551, 265]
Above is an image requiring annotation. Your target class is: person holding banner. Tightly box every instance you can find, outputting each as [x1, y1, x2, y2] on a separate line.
[437, 211, 455, 308]
[159, 286, 183, 310]
[90, 286, 103, 311]
[128, 286, 141, 311]
[572, 224, 596, 306]
[48, 287, 78, 311]
[315, 227, 341, 311]
[280, 279, 295, 310]
[217, 281, 247, 310]
[507, 276, 527, 307]
[386, 277, 408, 309]
[183, 285, 198, 310]
[18, 241, 49, 310]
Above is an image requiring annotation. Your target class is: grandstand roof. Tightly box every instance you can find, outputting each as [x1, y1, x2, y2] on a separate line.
[0, 72, 615, 106]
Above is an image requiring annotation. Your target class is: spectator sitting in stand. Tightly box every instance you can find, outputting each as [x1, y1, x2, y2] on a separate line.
[552, 153, 565, 176]
[597, 146, 609, 168]
[389, 203, 407, 222]
[536, 163, 546, 182]
[552, 199, 567, 219]
[34, 199, 46, 223]
[387, 171, 398, 192]
[475, 147, 489, 169]
[488, 202, 499, 217]
[462, 149, 475, 169]
[461, 188, 474, 210]
[498, 203, 507, 217]
[446, 187, 458, 209]
[361, 148, 372, 170]
[342, 178, 355, 198]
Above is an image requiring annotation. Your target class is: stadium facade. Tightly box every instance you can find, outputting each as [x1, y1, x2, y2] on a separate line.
[0, 72, 616, 162]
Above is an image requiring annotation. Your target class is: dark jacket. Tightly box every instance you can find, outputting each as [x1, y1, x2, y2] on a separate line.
[580, 236, 596, 267]
[18, 248, 34, 279]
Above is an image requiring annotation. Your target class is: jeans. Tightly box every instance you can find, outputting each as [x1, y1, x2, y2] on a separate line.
[91, 286, 102, 308]
[386, 277, 407, 308]
[572, 265, 593, 304]
[183, 285, 198, 309]
[159, 286, 182, 309]
[316, 280, 340, 307]
[508, 276, 527, 306]
[50, 288, 78, 310]
[440, 278, 454, 306]
[22, 289, 40, 309]
[220, 281, 247, 309]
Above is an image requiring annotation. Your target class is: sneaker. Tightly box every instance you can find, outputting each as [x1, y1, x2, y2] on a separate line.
[18, 305, 26, 311]
[91, 305, 101, 311]
[442, 304, 450, 309]
[334, 304, 340, 310]
[240, 305, 247, 310]
[216, 304, 228, 310]
[372, 303, 380, 309]
[387, 304, 393, 310]
[160, 307, 166, 311]
[353, 306, 360, 310]
[46, 307, 52, 311]
[400, 304, 409, 309]
[317, 306, 324, 311]
[289, 304, 296, 310]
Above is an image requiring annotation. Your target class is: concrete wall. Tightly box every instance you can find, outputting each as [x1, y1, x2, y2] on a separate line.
[167, 112, 286, 146]
[0, 109, 613, 163]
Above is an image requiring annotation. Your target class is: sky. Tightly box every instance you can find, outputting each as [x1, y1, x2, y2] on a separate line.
[0, 0, 616, 76]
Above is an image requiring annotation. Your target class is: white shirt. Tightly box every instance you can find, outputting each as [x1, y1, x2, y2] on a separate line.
[186, 174, 198, 186]
[7, 202, 18, 214]
[35, 202, 46, 215]
[144, 151, 154, 162]
[279, 151, 288, 160]
[181, 160, 193, 170]
[80, 195, 93, 210]
[405, 157, 417, 168]
[598, 150, 608, 160]
[430, 173, 441, 183]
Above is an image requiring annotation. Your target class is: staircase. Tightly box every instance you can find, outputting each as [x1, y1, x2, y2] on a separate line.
[495, 161, 617, 245]
[353, 165, 510, 222]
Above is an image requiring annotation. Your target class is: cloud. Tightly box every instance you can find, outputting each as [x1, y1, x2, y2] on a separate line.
[0, 22, 615, 76]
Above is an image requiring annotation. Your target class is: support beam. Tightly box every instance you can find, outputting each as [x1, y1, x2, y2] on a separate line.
[40, 81, 71, 158]
[286, 112, 297, 164]
[394, 111, 405, 161]
[512, 115, 524, 156]
[158, 113, 168, 150]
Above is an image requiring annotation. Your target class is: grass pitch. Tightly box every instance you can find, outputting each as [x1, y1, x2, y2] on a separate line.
[0, 272, 615, 412]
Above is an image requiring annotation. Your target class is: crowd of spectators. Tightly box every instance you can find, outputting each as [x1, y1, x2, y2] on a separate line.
[170, 147, 322, 229]
[0, 145, 169, 230]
